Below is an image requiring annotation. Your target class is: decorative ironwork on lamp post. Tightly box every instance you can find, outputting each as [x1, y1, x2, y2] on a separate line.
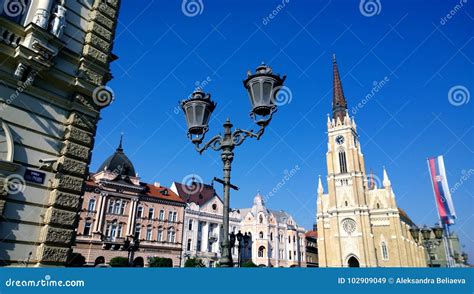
[180, 63, 286, 267]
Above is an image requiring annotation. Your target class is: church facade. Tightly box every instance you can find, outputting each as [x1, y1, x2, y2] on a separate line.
[316, 56, 426, 267]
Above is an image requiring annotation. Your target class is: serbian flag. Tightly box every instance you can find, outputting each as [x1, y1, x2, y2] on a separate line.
[427, 156, 456, 225]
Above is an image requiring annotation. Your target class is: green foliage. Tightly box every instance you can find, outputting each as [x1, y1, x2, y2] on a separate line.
[148, 257, 173, 267]
[184, 257, 205, 267]
[241, 260, 258, 267]
[109, 256, 129, 267]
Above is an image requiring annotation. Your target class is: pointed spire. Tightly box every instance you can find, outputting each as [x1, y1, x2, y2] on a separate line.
[369, 169, 375, 190]
[117, 133, 124, 152]
[332, 54, 348, 123]
[383, 166, 391, 187]
[317, 175, 324, 194]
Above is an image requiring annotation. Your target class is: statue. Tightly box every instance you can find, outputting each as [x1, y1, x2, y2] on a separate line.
[50, 3, 67, 38]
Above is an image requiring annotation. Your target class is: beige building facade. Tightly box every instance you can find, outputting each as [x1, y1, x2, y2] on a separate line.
[0, 0, 121, 266]
[74, 140, 186, 267]
[316, 56, 426, 267]
[240, 194, 306, 267]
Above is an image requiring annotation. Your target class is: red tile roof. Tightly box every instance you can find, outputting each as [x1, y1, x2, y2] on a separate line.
[173, 182, 220, 206]
[305, 230, 318, 238]
[144, 184, 185, 203]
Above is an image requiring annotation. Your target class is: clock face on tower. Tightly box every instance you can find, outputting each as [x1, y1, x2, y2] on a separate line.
[335, 135, 345, 145]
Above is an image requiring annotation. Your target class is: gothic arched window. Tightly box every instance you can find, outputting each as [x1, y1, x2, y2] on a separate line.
[258, 246, 265, 258]
[259, 231, 264, 239]
[338, 149, 347, 173]
[381, 241, 389, 260]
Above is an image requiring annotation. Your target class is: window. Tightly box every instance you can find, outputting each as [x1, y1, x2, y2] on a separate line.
[146, 226, 153, 241]
[117, 223, 123, 238]
[293, 236, 296, 243]
[381, 241, 389, 260]
[0, 0, 30, 24]
[188, 219, 193, 230]
[289, 250, 292, 260]
[270, 232, 273, 241]
[259, 215, 263, 223]
[258, 246, 265, 258]
[137, 206, 143, 218]
[172, 212, 177, 222]
[106, 221, 117, 240]
[157, 228, 163, 241]
[159, 210, 164, 220]
[187, 239, 192, 251]
[134, 224, 141, 239]
[87, 199, 96, 212]
[288, 236, 291, 243]
[168, 211, 173, 221]
[114, 201, 121, 214]
[339, 150, 347, 173]
[148, 208, 154, 219]
[83, 222, 92, 236]
[107, 200, 114, 214]
[376, 203, 380, 209]
[259, 231, 264, 239]
[168, 228, 176, 243]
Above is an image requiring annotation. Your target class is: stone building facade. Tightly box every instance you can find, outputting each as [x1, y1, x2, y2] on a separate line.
[73, 140, 186, 267]
[0, 0, 121, 266]
[171, 181, 241, 267]
[316, 56, 426, 267]
[240, 194, 306, 267]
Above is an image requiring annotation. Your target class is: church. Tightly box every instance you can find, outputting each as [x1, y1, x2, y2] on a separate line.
[316, 56, 426, 267]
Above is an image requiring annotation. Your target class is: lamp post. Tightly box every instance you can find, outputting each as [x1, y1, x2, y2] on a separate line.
[180, 64, 286, 267]
[123, 235, 140, 267]
[410, 224, 443, 267]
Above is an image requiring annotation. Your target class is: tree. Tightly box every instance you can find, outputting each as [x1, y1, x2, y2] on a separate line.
[109, 256, 129, 267]
[184, 258, 205, 267]
[241, 260, 258, 267]
[148, 257, 173, 267]
[66, 253, 86, 267]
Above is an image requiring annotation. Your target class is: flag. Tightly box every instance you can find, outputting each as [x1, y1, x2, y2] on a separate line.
[427, 156, 456, 225]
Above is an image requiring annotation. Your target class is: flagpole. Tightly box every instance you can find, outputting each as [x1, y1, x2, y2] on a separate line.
[426, 157, 452, 267]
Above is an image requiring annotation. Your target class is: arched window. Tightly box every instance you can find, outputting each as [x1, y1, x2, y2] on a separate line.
[187, 238, 192, 251]
[381, 241, 389, 260]
[270, 232, 273, 241]
[87, 199, 96, 211]
[376, 203, 380, 209]
[259, 231, 264, 239]
[148, 208, 154, 219]
[137, 206, 143, 218]
[168, 227, 176, 243]
[134, 224, 141, 239]
[344, 200, 348, 207]
[146, 225, 153, 240]
[157, 227, 163, 241]
[258, 246, 265, 258]
[259, 215, 263, 223]
[339, 149, 347, 173]
[188, 219, 193, 230]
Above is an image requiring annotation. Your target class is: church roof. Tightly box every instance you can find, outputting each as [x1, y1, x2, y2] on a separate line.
[398, 207, 415, 226]
[332, 54, 348, 122]
[97, 136, 136, 177]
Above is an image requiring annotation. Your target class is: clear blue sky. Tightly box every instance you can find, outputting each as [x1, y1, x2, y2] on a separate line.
[91, 0, 473, 259]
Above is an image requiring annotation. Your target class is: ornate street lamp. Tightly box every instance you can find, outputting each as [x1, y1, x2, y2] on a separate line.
[409, 225, 420, 243]
[181, 90, 217, 143]
[414, 224, 444, 267]
[180, 64, 286, 267]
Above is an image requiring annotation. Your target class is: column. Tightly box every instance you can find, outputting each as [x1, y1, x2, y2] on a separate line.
[202, 222, 209, 252]
[31, 0, 54, 29]
[94, 192, 108, 233]
[126, 198, 138, 236]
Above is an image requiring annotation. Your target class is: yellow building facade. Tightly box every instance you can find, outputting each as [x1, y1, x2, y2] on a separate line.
[316, 56, 426, 267]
